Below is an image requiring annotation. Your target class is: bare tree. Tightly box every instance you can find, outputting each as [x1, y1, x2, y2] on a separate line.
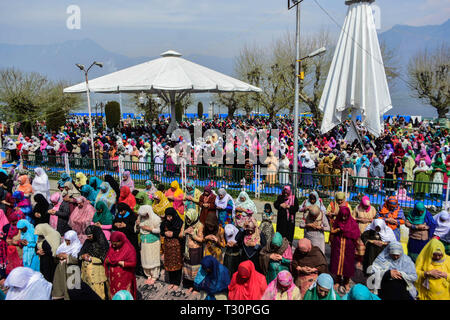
[408, 43, 450, 119]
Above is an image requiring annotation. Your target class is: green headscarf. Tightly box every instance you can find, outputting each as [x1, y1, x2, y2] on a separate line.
[407, 202, 426, 225]
[94, 201, 113, 225]
[271, 232, 283, 247]
[134, 191, 152, 212]
[432, 155, 446, 172]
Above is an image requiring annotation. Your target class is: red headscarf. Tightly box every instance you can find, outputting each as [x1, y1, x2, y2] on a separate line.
[105, 231, 137, 267]
[118, 186, 136, 210]
[228, 260, 267, 300]
[333, 206, 360, 241]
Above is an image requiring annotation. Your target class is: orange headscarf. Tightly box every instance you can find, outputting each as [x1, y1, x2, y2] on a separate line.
[17, 175, 33, 194]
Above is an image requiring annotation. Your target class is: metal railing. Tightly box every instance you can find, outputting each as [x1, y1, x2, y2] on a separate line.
[12, 154, 449, 213]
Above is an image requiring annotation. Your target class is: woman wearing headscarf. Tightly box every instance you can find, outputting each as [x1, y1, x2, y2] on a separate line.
[342, 283, 381, 300]
[355, 155, 370, 193]
[120, 171, 135, 191]
[261, 270, 300, 300]
[16, 219, 40, 272]
[68, 196, 96, 244]
[198, 185, 216, 225]
[202, 212, 226, 263]
[278, 153, 291, 186]
[352, 196, 377, 268]
[215, 188, 235, 228]
[259, 232, 293, 284]
[223, 224, 242, 278]
[47, 190, 72, 236]
[161, 207, 184, 292]
[52, 230, 83, 300]
[367, 241, 417, 300]
[4, 267, 52, 300]
[80, 184, 99, 207]
[165, 180, 185, 220]
[228, 260, 267, 300]
[300, 153, 316, 189]
[376, 196, 405, 241]
[104, 174, 121, 204]
[93, 201, 113, 241]
[95, 182, 116, 213]
[32, 193, 50, 226]
[361, 219, 396, 275]
[34, 223, 60, 282]
[114, 203, 138, 250]
[433, 210, 450, 241]
[234, 191, 258, 228]
[302, 273, 341, 300]
[89, 176, 103, 192]
[326, 192, 352, 230]
[414, 238, 450, 300]
[260, 203, 275, 245]
[75, 172, 88, 189]
[78, 225, 109, 299]
[384, 154, 398, 195]
[236, 216, 267, 273]
[12, 191, 33, 223]
[330, 206, 360, 294]
[152, 190, 172, 217]
[57, 173, 72, 191]
[274, 186, 299, 244]
[430, 155, 446, 199]
[118, 186, 136, 212]
[184, 180, 201, 214]
[17, 175, 33, 197]
[182, 208, 204, 295]
[134, 191, 152, 213]
[264, 151, 278, 187]
[31, 168, 50, 201]
[405, 202, 437, 262]
[413, 160, 431, 199]
[105, 231, 137, 300]
[291, 238, 328, 298]
[144, 180, 157, 200]
[299, 193, 330, 255]
[135, 205, 161, 286]
[194, 255, 231, 300]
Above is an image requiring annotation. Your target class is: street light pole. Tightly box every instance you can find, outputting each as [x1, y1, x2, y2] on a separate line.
[292, 0, 302, 179]
[76, 61, 103, 176]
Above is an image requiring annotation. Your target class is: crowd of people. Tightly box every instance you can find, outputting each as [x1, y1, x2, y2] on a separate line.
[0, 161, 448, 300]
[0, 114, 449, 300]
[2, 115, 449, 202]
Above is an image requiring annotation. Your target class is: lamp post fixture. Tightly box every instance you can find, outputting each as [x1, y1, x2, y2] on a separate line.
[76, 61, 103, 176]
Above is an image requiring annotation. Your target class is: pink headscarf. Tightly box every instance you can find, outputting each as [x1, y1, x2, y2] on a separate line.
[68, 196, 95, 243]
[0, 209, 9, 231]
[49, 192, 62, 230]
[360, 196, 371, 213]
[262, 270, 297, 300]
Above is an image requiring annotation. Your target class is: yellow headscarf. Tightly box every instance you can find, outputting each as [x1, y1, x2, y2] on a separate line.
[152, 191, 172, 217]
[75, 172, 88, 187]
[170, 180, 183, 198]
[415, 238, 450, 300]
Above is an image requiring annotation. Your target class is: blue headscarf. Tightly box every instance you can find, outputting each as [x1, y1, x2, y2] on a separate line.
[81, 184, 99, 205]
[316, 273, 334, 290]
[89, 176, 103, 191]
[342, 284, 381, 300]
[112, 290, 134, 300]
[57, 173, 72, 188]
[16, 219, 40, 271]
[194, 256, 231, 300]
[356, 155, 370, 174]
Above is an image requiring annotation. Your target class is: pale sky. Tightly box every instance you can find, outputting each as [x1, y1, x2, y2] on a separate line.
[0, 0, 449, 58]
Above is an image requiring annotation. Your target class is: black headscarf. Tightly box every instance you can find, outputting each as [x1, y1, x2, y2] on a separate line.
[160, 207, 183, 236]
[79, 225, 109, 262]
[33, 193, 50, 225]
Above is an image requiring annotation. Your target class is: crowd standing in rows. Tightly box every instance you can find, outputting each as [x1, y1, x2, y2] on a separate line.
[0, 114, 449, 300]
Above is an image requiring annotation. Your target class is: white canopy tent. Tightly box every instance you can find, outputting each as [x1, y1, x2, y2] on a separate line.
[64, 50, 262, 133]
[319, 0, 392, 141]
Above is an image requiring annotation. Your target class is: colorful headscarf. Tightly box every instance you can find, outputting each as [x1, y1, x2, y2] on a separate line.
[262, 270, 297, 300]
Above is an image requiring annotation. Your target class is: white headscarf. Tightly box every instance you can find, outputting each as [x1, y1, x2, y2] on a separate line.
[364, 219, 397, 242]
[302, 153, 316, 169]
[32, 167, 50, 201]
[433, 210, 450, 238]
[224, 224, 239, 243]
[5, 267, 52, 300]
[215, 188, 236, 217]
[55, 230, 83, 258]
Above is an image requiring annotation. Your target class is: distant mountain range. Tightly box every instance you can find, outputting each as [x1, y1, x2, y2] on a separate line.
[0, 19, 448, 116]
